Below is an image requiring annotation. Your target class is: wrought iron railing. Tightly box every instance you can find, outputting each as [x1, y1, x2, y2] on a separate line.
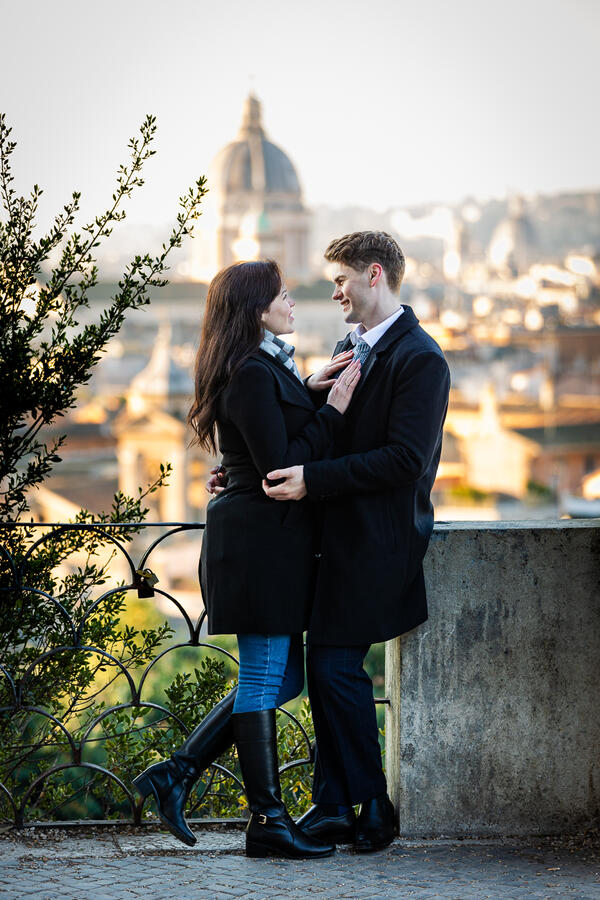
[0, 522, 386, 829]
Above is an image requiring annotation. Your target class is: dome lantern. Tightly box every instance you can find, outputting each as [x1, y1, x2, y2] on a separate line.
[238, 94, 266, 139]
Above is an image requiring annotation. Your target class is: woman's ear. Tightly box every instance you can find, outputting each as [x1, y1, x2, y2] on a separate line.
[261, 298, 274, 326]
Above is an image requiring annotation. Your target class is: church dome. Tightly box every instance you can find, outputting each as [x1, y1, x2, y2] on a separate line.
[211, 95, 302, 197]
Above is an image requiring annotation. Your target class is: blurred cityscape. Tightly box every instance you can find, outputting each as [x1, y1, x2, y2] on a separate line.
[32, 94, 600, 598]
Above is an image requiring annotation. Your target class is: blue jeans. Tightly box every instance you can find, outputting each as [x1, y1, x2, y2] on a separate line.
[233, 633, 304, 713]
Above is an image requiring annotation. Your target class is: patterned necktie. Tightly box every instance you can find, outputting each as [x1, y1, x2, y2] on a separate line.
[352, 338, 371, 365]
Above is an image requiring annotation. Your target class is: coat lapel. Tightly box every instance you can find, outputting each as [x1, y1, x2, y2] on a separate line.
[255, 349, 315, 411]
[332, 335, 353, 356]
[369, 305, 420, 355]
[338, 306, 420, 400]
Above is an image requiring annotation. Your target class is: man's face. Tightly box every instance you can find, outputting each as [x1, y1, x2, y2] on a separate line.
[331, 263, 373, 325]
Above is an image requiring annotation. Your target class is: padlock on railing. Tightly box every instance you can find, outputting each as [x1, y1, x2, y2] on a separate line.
[134, 567, 159, 599]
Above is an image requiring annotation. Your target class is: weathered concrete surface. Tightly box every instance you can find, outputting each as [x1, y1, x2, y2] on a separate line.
[385, 520, 600, 837]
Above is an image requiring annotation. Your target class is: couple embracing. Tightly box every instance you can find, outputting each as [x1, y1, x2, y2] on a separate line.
[133, 231, 450, 859]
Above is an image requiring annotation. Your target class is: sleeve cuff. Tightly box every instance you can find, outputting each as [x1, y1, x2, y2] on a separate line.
[317, 403, 344, 428]
[304, 376, 329, 409]
[304, 459, 334, 499]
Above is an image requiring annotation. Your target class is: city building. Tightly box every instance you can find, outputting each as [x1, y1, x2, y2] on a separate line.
[191, 94, 311, 283]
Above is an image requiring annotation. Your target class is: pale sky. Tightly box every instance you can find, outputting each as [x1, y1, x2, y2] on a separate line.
[2, 0, 599, 231]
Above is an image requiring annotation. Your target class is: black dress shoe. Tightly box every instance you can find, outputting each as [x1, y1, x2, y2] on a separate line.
[296, 804, 356, 844]
[353, 794, 395, 853]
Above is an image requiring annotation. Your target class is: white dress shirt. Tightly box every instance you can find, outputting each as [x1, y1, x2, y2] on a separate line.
[349, 306, 404, 349]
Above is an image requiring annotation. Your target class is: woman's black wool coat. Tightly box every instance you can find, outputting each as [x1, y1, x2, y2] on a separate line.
[200, 350, 343, 636]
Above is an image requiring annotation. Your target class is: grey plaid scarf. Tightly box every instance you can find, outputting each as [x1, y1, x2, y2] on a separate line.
[260, 330, 303, 382]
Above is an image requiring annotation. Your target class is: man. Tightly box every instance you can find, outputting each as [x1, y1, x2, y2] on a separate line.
[263, 231, 450, 851]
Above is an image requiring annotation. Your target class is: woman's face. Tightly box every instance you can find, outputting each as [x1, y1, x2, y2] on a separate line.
[261, 284, 295, 335]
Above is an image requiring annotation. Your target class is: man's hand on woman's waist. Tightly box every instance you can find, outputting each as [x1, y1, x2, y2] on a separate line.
[262, 465, 306, 501]
[206, 465, 228, 495]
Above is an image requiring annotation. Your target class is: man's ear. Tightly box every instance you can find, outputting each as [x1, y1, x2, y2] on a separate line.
[369, 263, 383, 287]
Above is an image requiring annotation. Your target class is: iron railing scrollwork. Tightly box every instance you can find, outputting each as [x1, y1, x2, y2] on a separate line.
[0, 521, 386, 828]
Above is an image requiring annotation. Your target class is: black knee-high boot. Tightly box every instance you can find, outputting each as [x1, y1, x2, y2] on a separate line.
[233, 708, 334, 859]
[133, 687, 237, 846]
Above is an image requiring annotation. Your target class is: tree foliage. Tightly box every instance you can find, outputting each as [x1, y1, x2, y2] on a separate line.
[0, 114, 206, 821]
[0, 114, 315, 825]
[0, 112, 207, 520]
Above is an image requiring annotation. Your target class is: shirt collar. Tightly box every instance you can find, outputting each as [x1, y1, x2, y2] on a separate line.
[350, 306, 404, 348]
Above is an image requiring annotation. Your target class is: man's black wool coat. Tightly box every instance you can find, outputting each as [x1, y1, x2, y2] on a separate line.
[304, 305, 450, 646]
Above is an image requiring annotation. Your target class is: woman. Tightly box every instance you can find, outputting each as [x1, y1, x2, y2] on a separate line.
[134, 260, 359, 859]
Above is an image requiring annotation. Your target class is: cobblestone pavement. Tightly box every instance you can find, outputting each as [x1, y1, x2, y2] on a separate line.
[1, 829, 599, 900]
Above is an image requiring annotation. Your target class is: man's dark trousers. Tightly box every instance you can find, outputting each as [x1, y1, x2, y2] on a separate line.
[307, 643, 387, 805]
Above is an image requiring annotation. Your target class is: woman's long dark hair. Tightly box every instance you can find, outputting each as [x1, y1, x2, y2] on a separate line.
[188, 259, 282, 453]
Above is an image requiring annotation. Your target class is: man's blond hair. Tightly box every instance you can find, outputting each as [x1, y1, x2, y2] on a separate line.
[324, 231, 405, 293]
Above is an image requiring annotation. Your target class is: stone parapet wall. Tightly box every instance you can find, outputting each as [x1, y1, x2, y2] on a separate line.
[385, 520, 600, 836]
